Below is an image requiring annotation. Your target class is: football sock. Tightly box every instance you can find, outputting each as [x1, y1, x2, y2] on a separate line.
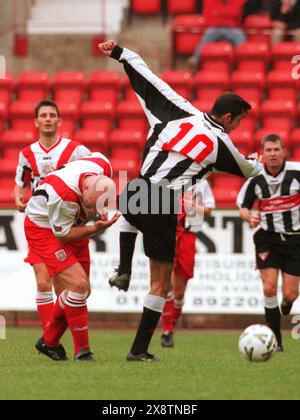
[281, 299, 294, 316]
[36, 291, 54, 334]
[118, 232, 138, 276]
[43, 292, 68, 346]
[130, 295, 165, 355]
[264, 296, 282, 346]
[172, 298, 185, 327]
[161, 293, 174, 333]
[64, 291, 89, 355]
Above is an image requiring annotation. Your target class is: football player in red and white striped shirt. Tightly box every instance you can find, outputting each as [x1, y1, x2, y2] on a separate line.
[25, 154, 120, 361]
[14, 100, 91, 337]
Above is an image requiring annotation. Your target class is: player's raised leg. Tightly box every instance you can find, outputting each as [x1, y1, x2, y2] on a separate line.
[109, 218, 138, 292]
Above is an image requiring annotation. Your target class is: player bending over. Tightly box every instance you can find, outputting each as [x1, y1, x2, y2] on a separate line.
[24, 153, 120, 361]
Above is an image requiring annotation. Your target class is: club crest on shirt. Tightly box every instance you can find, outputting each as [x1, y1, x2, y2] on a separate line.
[55, 249, 67, 262]
[270, 183, 280, 194]
[258, 252, 270, 262]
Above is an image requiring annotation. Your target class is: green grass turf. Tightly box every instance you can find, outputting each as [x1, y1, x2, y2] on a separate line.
[0, 328, 299, 400]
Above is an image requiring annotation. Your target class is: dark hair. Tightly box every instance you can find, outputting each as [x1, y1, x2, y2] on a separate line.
[261, 134, 285, 149]
[210, 92, 251, 120]
[34, 99, 61, 118]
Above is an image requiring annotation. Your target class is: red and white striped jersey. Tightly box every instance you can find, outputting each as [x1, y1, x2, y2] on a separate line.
[25, 153, 112, 237]
[15, 137, 91, 192]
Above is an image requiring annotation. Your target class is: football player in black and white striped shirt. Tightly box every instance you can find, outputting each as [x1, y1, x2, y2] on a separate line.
[237, 134, 300, 351]
[100, 40, 263, 362]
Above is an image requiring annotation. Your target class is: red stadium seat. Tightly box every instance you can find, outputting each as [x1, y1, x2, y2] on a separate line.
[255, 128, 290, 151]
[0, 73, 14, 106]
[0, 158, 18, 185]
[290, 129, 300, 150]
[110, 129, 144, 160]
[161, 70, 194, 100]
[9, 101, 38, 133]
[272, 42, 300, 70]
[267, 70, 297, 101]
[190, 100, 214, 113]
[172, 15, 206, 56]
[110, 129, 144, 150]
[230, 130, 255, 154]
[123, 76, 140, 101]
[81, 101, 115, 132]
[261, 100, 296, 132]
[201, 42, 234, 73]
[88, 71, 122, 105]
[213, 174, 243, 208]
[243, 14, 272, 44]
[109, 156, 140, 180]
[0, 102, 8, 133]
[17, 71, 51, 102]
[0, 158, 16, 207]
[194, 71, 230, 102]
[54, 72, 86, 105]
[130, 0, 161, 14]
[74, 129, 110, 154]
[291, 148, 300, 161]
[236, 42, 270, 72]
[1, 130, 35, 159]
[117, 101, 148, 132]
[56, 102, 79, 137]
[231, 71, 265, 104]
[167, 0, 197, 14]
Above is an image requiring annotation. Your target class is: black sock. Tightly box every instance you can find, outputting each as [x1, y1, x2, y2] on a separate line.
[265, 306, 282, 346]
[118, 232, 138, 276]
[130, 307, 161, 355]
[281, 299, 294, 316]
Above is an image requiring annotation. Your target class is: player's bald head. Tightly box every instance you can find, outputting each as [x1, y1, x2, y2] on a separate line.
[82, 175, 116, 211]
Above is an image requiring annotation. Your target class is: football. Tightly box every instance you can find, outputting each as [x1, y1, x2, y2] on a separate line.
[239, 325, 278, 362]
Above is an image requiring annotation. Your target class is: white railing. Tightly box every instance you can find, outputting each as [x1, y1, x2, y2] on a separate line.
[27, 0, 129, 35]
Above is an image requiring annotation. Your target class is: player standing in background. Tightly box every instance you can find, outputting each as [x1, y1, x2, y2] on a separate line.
[161, 181, 215, 348]
[14, 100, 91, 335]
[25, 154, 120, 361]
[100, 40, 263, 362]
[237, 134, 300, 351]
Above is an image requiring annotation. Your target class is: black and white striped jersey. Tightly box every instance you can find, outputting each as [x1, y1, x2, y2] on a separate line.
[111, 46, 263, 190]
[237, 162, 300, 234]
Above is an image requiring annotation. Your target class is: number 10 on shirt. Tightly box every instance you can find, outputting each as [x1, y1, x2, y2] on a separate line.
[163, 122, 214, 164]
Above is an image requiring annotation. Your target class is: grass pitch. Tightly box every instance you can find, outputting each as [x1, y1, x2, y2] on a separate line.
[0, 328, 299, 400]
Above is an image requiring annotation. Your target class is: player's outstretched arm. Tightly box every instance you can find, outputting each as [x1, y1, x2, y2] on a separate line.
[98, 40, 117, 57]
[58, 212, 121, 243]
[99, 41, 199, 125]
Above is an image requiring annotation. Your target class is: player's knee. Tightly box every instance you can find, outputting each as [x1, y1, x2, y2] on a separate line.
[72, 277, 89, 295]
[284, 291, 299, 303]
[263, 283, 277, 297]
[36, 277, 52, 292]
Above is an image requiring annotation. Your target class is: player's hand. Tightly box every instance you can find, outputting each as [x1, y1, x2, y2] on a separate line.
[98, 40, 117, 56]
[249, 214, 260, 229]
[15, 196, 27, 213]
[93, 212, 121, 234]
[248, 153, 263, 162]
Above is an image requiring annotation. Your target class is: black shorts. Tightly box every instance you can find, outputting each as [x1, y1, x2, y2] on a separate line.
[118, 178, 179, 263]
[254, 229, 300, 276]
